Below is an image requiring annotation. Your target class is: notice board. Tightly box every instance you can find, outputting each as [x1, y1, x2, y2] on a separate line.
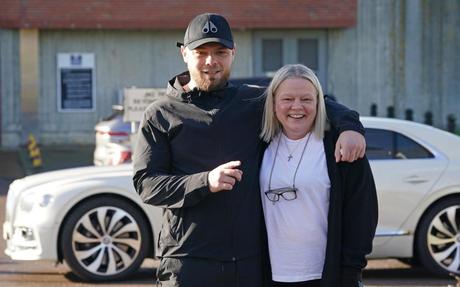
[57, 53, 95, 112]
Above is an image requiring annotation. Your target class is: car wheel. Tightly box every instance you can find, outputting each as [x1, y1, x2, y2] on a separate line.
[61, 196, 150, 281]
[416, 197, 460, 276]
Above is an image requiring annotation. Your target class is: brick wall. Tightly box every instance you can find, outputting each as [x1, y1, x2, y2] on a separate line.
[0, 0, 356, 29]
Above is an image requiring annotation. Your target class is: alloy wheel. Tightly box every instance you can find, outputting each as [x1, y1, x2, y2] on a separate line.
[71, 206, 142, 276]
[427, 205, 460, 273]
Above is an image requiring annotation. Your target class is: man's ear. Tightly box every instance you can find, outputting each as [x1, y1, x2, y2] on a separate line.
[180, 46, 188, 63]
[231, 43, 237, 59]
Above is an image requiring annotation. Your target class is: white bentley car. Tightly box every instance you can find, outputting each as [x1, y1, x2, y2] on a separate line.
[4, 117, 460, 281]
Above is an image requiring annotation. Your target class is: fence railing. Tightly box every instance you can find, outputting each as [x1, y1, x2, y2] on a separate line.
[369, 104, 457, 134]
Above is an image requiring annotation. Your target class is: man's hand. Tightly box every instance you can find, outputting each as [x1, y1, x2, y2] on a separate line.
[208, 161, 243, 193]
[335, 131, 366, 162]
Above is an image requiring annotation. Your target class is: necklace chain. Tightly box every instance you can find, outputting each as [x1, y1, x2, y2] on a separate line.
[283, 135, 303, 161]
[268, 132, 312, 192]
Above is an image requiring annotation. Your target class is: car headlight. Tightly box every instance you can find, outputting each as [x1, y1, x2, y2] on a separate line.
[20, 193, 55, 211]
[38, 194, 54, 207]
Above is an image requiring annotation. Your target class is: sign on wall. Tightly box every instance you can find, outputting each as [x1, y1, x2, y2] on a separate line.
[123, 88, 166, 122]
[57, 53, 96, 112]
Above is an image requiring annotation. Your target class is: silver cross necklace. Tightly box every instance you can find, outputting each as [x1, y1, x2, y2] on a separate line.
[283, 134, 304, 161]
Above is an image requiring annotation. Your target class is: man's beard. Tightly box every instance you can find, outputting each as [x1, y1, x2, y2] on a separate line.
[191, 69, 231, 92]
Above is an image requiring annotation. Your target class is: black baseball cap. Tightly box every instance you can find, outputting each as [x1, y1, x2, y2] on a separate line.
[176, 13, 234, 49]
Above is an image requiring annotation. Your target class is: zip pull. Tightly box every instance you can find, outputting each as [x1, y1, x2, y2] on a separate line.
[187, 94, 192, 103]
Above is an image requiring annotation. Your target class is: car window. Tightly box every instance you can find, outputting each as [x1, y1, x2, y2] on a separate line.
[365, 128, 434, 160]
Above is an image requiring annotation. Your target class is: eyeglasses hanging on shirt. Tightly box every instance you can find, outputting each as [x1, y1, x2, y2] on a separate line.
[264, 132, 312, 204]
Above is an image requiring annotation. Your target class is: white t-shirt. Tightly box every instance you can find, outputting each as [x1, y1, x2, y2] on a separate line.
[260, 132, 331, 282]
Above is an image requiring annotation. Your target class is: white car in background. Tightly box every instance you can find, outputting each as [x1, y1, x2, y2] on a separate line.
[93, 79, 271, 167]
[4, 117, 460, 281]
[93, 105, 133, 166]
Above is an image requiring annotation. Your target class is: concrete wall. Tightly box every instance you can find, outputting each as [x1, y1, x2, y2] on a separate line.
[37, 30, 253, 144]
[1, 0, 459, 147]
[0, 29, 21, 148]
[328, 0, 460, 129]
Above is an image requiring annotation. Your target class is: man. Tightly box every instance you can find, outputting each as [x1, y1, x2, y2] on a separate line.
[133, 13, 366, 287]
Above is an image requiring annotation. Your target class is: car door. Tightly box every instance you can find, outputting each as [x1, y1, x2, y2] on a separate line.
[365, 128, 448, 246]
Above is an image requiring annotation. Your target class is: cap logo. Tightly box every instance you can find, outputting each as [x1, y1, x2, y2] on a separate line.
[202, 20, 218, 34]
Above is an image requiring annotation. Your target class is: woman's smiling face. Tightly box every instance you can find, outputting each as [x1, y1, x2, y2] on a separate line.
[274, 77, 318, 140]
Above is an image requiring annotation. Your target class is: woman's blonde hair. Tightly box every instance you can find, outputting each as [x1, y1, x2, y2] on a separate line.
[260, 64, 326, 142]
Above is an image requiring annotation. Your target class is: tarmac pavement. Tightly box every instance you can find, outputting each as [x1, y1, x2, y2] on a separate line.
[0, 150, 24, 196]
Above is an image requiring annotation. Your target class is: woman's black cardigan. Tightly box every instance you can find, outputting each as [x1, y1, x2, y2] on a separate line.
[261, 127, 378, 287]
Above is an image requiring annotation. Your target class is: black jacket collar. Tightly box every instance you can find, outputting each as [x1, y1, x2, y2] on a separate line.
[166, 71, 234, 102]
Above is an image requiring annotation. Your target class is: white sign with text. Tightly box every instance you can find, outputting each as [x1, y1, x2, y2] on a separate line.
[123, 88, 166, 122]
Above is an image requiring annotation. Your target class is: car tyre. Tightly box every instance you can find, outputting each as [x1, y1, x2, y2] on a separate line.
[61, 196, 150, 281]
[416, 197, 460, 276]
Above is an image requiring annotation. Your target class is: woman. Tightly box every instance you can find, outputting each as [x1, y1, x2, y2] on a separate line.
[259, 64, 378, 287]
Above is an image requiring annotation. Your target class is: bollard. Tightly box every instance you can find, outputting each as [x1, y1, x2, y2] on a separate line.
[424, 111, 433, 125]
[370, 104, 377, 116]
[405, 109, 413, 121]
[387, 106, 395, 118]
[447, 114, 456, 133]
[27, 134, 42, 168]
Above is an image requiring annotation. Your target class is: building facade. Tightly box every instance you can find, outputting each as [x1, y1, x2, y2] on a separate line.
[0, 0, 459, 147]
